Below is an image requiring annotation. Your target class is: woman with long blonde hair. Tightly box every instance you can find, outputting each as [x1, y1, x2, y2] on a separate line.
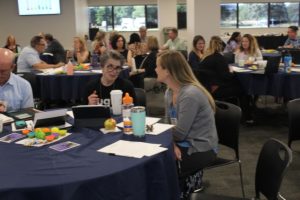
[235, 34, 262, 64]
[155, 50, 218, 198]
[67, 36, 90, 63]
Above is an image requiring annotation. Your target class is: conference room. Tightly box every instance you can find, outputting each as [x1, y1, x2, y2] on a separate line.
[0, 0, 299, 200]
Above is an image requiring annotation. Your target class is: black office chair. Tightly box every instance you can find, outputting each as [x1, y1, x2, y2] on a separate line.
[287, 99, 300, 148]
[204, 101, 245, 198]
[134, 88, 146, 107]
[190, 138, 292, 200]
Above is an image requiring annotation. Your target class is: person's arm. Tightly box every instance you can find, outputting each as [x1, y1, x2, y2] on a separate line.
[173, 93, 201, 141]
[21, 81, 34, 109]
[188, 51, 200, 70]
[160, 39, 170, 50]
[255, 49, 263, 61]
[127, 50, 134, 68]
[32, 61, 65, 70]
[76, 50, 89, 63]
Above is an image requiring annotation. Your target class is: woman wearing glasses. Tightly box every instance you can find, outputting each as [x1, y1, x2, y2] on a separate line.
[84, 50, 136, 106]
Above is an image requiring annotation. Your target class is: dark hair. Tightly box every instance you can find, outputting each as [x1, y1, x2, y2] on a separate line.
[100, 50, 125, 67]
[111, 34, 126, 50]
[30, 36, 43, 48]
[288, 26, 299, 32]
[192, 35, 205, 48]
[45, 33, 54, 41]
[227, 32, 240, 44]
[128, 33, 141, 44]
[169, 27, 178, 35]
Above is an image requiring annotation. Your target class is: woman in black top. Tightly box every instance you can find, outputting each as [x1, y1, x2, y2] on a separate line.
[111, 34, 128, 61]
[84, 50, 136, 106]
[188, 35, 205, 70]
[199, 36, 253, 122]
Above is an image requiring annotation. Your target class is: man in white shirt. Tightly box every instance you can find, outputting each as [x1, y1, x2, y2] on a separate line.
[17, 35, 65, 73]
[161, 28, 186, 51]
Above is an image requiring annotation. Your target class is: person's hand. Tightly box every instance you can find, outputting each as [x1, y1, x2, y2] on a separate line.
[174, 144, 182, 161]
[55, 62, 65, 68]
[100, 46, 106, 54]
[283, 45, 293, 48]
[88, 90, 100, 105]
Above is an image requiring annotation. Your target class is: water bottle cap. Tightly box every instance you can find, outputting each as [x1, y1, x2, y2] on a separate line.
[123, 93, 133, 104]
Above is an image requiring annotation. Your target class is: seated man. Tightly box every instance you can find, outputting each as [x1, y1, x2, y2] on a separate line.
[84, 50, 136, 106]
[284, 26, 300, 48]
[17, 35, 65, 73]
[44, 33, 66, 64]
[161, 27, 186, 51]
[0, 48, 34, 112]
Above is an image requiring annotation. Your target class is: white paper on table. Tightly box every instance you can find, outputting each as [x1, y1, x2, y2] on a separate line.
[0, 114, 14, 123]
[66, 111, 74, 118]
[91, 69, 102, 73]
[146, 123, 174, 135]
[117, 117, 161, 128]
[100, 127, 122, 134]
[74, 70, 91, 73]
[290, 68, 300, 72]
[39, 66, 65, 75]
[11, 120, 34, 132]
[16, 133, 71, 147]
[231, 66, 252, 73]
[97, 140, 165, 158]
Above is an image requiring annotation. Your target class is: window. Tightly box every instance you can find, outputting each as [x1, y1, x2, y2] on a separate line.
[89, 5, 158, 31]
[221, 3, 237, 28]
[177, 4, 187, 29]
[113, 5, 145, 31]
[89, 6, 113, 31]
[239, 3, 268, 28]
[270, 2, 299, 27]
[146, 5, 158, 29]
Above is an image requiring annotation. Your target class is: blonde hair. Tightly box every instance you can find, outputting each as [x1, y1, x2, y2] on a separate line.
[74, 36, 87, 52]
[239, 34, 260, 56]
[202, 36, 224, 60]
[158, 50, 215, 111]
[147, 36, 159, 51]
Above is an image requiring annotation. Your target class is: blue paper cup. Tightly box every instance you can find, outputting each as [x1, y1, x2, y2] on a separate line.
[131, 106, 146, 137]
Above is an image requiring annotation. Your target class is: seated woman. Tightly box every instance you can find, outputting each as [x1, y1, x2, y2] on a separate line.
[155, 50, 218, 198]
[188, 35, 205, 70]
[235, 34, 262, 65]
[139, 36, 159, 78]
[84, 50, 136, 106]
[67, 37, 90, 64]
[3, 35, 21, 54]
[111, 34, 128, 62]
[223, 32, 241, 53]
[127, 33, 147, 68]
[200, 36, 253, 122]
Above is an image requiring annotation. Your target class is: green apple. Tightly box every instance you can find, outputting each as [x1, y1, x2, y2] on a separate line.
[104, 118, 116, 130]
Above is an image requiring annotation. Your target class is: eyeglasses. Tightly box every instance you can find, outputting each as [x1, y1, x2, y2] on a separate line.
[106, 64, 122, 73]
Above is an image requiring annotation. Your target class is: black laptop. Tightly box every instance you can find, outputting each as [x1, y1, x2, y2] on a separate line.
[72, 105, 111, 128]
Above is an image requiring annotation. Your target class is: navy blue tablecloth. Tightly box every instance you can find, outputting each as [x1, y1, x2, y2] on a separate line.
[36, 69, 130, 101]
[0, 126, 180, 200]
[236, 70, 300, 99]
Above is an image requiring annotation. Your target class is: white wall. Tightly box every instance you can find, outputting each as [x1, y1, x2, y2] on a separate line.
[0, 0, 88, 50]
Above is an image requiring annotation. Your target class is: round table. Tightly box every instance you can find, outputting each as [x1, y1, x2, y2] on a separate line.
[0, 126, 180, 200]
[236, 70, 300, 99]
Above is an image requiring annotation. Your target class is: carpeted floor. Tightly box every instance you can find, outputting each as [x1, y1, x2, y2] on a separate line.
[148, 94, 300, 199]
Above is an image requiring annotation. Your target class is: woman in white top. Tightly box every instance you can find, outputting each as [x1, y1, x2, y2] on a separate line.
[235, 34, 262, 65]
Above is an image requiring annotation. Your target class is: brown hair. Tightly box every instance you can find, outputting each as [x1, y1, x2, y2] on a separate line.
[147, 36, 159, 51]
[157, 50, 215, 111]
[192, 35, 205, 54]
[239, 34, 260, 56]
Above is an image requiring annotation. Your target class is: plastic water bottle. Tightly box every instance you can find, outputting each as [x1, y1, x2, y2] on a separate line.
[66, 60, 74, 75]
[91, 53, 99, 68]
[284, 53, 292, 73]
[122, 93, 134, 134]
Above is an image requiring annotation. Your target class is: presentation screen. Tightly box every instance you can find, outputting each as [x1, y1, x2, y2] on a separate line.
[18, 0, 61, 16]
